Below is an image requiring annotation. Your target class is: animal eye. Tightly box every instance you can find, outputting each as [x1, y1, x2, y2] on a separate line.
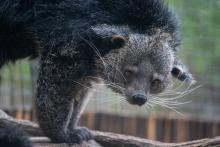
[124, 69, 133, 77]
[151, 79, 162, 91]
[124, 66, 138, 77]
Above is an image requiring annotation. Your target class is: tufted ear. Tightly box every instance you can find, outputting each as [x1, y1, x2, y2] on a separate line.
[90, 25, 127, 56]
[171, 58, 196, 84]
[103, 34, 126, 49]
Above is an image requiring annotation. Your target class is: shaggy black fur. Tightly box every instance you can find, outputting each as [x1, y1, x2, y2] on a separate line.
[0, 0, 39, 67]
[0, 120, 32, 147]
[0, 0, 178, 67]
[0, 0, 193, 144]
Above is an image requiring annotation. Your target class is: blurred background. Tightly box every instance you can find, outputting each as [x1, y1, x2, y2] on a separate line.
[0, 0, 219, 143]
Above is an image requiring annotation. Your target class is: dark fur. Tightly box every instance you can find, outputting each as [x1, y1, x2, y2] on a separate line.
[0, 0, 39, 67]
[0, 0, 193, 144]
[0, 0, 179, 66]
[0, 120, 32, 147]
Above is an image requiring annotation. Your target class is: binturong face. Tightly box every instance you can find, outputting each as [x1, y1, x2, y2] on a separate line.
[93, 24, 194, 106]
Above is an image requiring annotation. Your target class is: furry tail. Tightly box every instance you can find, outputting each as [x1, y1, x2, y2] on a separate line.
[0, 119, 33, 147]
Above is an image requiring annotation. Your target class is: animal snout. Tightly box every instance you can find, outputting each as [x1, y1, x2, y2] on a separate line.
[132, 93, 147, 106]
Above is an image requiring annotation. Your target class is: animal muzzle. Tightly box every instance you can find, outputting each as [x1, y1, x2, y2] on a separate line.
[132, 91, 148, 106]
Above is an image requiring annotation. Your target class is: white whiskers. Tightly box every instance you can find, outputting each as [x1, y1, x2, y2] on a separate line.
[146, 82, 201, 116]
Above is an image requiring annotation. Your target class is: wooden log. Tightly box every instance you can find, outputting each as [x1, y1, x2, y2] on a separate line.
[1, 110, 220, 147]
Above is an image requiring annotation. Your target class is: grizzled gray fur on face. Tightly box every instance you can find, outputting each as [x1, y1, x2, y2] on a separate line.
[0, 0, 194, 144]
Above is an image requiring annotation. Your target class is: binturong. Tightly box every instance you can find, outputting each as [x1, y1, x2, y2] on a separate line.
[0, 0, 195, 144]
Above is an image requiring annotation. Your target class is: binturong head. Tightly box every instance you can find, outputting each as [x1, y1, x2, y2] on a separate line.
[88, 0, 195, 106]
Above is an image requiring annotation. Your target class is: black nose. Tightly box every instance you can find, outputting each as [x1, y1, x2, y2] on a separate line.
[132, 94, 147, 106]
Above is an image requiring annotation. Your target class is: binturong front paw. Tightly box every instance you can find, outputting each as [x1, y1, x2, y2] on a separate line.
[67, 127, 93, 144]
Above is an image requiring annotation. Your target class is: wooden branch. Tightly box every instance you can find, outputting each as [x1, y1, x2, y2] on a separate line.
[0, 109, 43, 136]
[32, 138, 102, 147]
[30, 136, 220, 147]
[1, 110, 220, 147]
[93, 132, 220, 147]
